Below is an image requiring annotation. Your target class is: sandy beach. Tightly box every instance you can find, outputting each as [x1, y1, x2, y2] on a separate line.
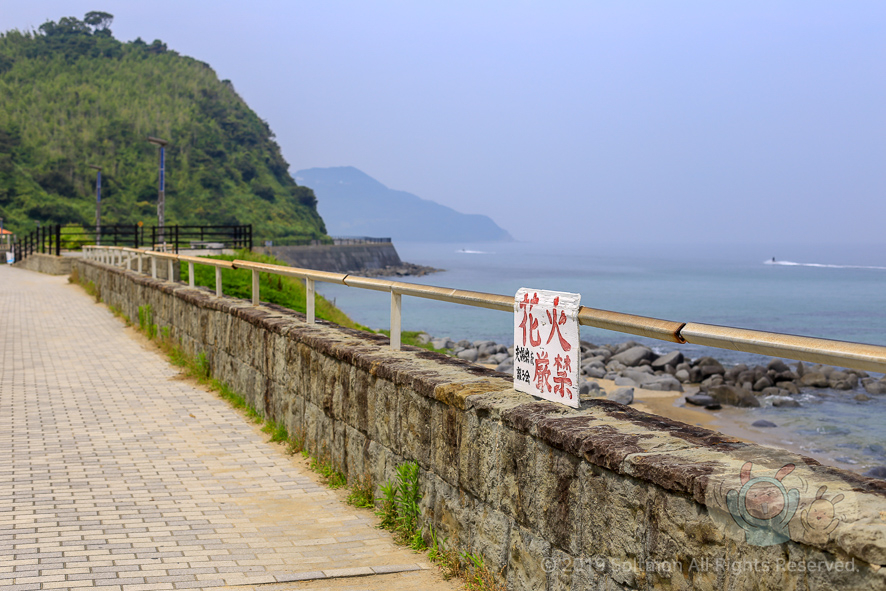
[589, 378, 866, 473]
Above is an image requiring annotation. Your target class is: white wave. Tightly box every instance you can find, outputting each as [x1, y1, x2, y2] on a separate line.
[457, 249, 492, 254]
[764, 259, 886, 270]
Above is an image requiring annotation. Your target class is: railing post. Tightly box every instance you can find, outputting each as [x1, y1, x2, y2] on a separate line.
[126, 254, 132, 271]
[390, 291, 401, 351]
[168, 259, 174, 282]
[151, 256, 157, 279]
[188, 262, 195, 288]
[306, 278, 315, 324]
[215, 267, 222, 297]
[138, 254, 143, 274]
[252, 269, 259, 305]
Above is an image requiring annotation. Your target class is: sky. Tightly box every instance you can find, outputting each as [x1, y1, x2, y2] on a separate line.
[3, 1, 885, 245]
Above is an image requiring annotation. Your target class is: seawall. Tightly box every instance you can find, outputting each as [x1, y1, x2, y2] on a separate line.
[256, 243, 402, 273]
[73, 257, 886, 590]
[12, 253, 73, 275]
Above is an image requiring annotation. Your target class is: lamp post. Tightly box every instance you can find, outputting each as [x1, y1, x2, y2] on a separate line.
[88, 165, 102, 245]
[147, 136, 168, 246]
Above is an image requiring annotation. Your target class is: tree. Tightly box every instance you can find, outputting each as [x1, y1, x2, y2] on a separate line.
[84, 11, 114, 32]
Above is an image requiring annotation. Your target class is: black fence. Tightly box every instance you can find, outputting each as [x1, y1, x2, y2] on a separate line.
[11, 224, 63, 262]
[146, 225, 252, 254]
[11, 224, 252, 262]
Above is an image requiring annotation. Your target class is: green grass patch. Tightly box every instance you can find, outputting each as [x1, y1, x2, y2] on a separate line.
[346, 473, 375, 509]
[261, 420, 289, 443]
[308, 453, 347, 489]
[180, 249, 361, 329]
[374, 330, 451, 354]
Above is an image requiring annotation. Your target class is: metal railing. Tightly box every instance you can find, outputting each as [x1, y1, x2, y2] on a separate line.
[331, 236, 392, 245]
[82, 245, 886, 375]
[12, 224, 62, 262]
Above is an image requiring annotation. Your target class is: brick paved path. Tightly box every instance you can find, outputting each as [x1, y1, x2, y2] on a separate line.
[0, 266, 456, 590]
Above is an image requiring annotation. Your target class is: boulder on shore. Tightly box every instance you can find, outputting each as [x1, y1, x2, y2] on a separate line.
[651, 351, 684, 369]
[607, 387, 634, 405]
[610, 346, 655, 367]
[685, 394, 721, 409]
[799, 372, 829, 388]
[767, 359, 790, 373]
[770, 396, 801, 408]
[708, 384, 761, 408]
[456, 348, 479, 362]
[863, 380, 886, 395]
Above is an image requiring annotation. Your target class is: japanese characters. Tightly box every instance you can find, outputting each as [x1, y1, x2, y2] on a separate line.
[513, 289, 581, 408]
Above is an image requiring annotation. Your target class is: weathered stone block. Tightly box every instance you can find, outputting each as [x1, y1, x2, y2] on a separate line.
[508, 525, 551, 591]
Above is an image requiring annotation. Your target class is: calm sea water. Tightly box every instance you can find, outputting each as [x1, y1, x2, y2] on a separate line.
[316, 241, 886, 472]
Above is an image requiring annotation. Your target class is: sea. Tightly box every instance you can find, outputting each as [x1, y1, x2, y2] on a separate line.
[316, 241, 886, 473]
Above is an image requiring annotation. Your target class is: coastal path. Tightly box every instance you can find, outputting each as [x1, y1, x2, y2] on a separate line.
[0, 265, 456, 590]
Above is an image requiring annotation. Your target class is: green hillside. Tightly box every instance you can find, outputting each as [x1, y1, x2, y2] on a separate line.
[0, 12, 326, 242]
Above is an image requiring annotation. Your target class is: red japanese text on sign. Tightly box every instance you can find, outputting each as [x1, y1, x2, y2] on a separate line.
[513, 289, 581, 408]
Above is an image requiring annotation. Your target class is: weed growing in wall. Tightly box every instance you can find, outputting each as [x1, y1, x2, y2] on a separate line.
[137, 305, 157, 340]
[346, 473, 374, 509]
[308, 451, 347, 489]
[69, 268, 102, 303]
[260, 420, 289, 444]
[376, 461, 424, 548]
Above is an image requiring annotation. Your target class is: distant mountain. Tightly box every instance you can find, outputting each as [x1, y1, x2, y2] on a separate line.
[296, 167, 513, 242]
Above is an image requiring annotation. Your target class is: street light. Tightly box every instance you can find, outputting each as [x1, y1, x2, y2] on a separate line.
[88, 165, 102, 245]
[147, 136, 168, 246]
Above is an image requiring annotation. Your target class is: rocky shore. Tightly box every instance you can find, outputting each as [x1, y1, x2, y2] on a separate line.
[359, 262, 442, 277]
[416, 332, 886, 478]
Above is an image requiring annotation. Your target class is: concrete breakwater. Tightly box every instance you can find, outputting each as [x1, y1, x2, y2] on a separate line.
[257, 242, 439, 276]
[74, 257, 886, 590]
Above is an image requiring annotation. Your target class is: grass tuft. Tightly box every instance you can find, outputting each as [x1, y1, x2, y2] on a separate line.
[346, 473, 375, 509]
[180, 249, 360, 329]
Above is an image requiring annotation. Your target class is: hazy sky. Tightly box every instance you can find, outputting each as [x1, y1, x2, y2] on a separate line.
[3, 1, 885, 244]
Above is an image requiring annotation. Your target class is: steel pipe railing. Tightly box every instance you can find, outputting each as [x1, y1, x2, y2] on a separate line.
[79, 245, 886, 374]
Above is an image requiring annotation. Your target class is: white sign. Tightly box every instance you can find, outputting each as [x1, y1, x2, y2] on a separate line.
[5, 251, 13, 265]
[513, 288, 581, 408]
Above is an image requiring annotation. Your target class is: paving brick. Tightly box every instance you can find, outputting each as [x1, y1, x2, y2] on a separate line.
[0, 266, 456, 591]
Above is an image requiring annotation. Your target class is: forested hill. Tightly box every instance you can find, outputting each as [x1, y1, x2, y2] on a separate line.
[0, 12, 326, 241]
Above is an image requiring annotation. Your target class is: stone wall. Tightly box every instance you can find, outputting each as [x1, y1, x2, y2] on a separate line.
[13, 253, 73, 275]
[74, 258, 886, 591]
[256, 243, 402, 273]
